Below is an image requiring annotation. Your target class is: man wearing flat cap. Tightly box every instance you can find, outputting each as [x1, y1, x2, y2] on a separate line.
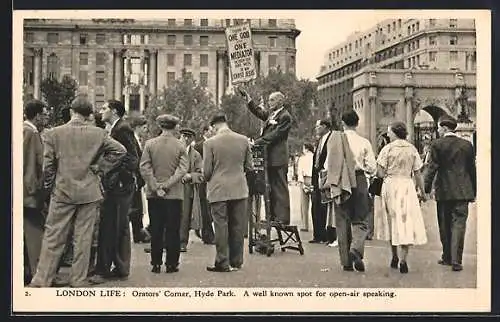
[424, 115, 476, 272]
[140, 114, 188, 274]
[238, 89, 292, 225]
[203, 112, 253, 272]
[179, 127, 204, 252]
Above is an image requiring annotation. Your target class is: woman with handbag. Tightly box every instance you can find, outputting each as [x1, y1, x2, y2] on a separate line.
[375, 121, 428, 274]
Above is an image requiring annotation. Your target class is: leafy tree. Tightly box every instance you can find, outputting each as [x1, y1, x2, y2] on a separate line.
[40, 75, 78, 127]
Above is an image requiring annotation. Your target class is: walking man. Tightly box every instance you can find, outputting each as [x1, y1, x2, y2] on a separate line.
[29, 98, 126, 287]
[204, 112, 253, 272]
[424, 116, 476, 272]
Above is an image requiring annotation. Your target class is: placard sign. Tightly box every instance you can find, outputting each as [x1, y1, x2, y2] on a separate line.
[225, 22, 257, 85]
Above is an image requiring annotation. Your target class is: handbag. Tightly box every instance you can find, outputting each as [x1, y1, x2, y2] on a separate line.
[368, 177, 383, 196]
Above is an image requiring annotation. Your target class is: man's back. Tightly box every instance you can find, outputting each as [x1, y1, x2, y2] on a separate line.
[43, 119, 124, 204]
[23, 122, 43, 208]
[203, 129, 252, 203]
[425, 135, 476, 201]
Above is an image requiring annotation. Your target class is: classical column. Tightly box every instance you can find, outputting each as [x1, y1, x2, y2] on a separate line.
[114, 49, 123, 101]
[33, 48, 42, 99]
[216, 50, 225, 105]
[368, 89, 378, 151]
[149, 49, 157, 97]
[124, 87, 130, 113]
[139, 54, 145, 112]
[124, 55, 130, 112]
[405, 87, 414, 144]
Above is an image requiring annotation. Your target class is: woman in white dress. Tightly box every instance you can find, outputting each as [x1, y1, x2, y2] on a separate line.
[375, 121, 429, 274]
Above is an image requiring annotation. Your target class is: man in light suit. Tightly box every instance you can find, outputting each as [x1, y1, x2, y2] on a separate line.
[29, 98, 126, 288]
[23, 99, 47, 285]
[179, 127, 204, 252]
[91, 100, 139, 284]
[140, 114, 188, 274]
[238, 88, 292, 225]
[424, 116, 476, 272]
[204, 112, 253, 272]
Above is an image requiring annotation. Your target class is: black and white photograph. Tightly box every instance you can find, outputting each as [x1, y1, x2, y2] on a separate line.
[12, 9, 491, 313]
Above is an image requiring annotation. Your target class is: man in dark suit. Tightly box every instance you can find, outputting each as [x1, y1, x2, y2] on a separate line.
[310, 119, 333, 244]
[91, 100, 139, 284]
[140, 114, 188, 274]
[204, 112, 253, 272]
[29, 98, 126, 287]
[23, 99, 47, 285]
[194, 125, 215, 244]
[424, 116, 476, 272]
[238, 89, 292, 225]
[179, 127, 204, 252]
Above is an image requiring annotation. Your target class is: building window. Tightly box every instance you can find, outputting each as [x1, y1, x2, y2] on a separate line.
[96, 71, 105, 86]
[429, 36, 437, 45]
[349, 43, 352, 51]
[450, 19, 457, 28]
[416, 22, 420, 31]
[140, 34, 149, 44]
[184, 54, 192, 66]
[185, 71, 192, 79]
[23, 56, 34, 86]
[184, 19, 193, 26]
[96, 33, 106, 45]
[429, 19, 436, 27]
[168, 19, 176, 26]
[167, 72, 176, 86]
[167, 35, 176, 45]
[184, 35, 193, 46]
[79, 52, 88, 65]
[407, 26, 411, 36]
[79, 70, 88, 85]
[47, 33, 59, 44]
[233, 19, 244, 25]
[25, 32, 34, 43]
[200, 54, 208, 67]
[129, 58, 142, 85]
[268, 19, 277, 27]
[450, 51, 458, 62]
[167, 54, 175, 66]
[387, 24, 391, 33]
[289, 55, 295, 71]
[200, 19, 208, 26]
[269, 37, 277, 48]
[225, 19, 231, 27]
[80, 33, 88, 45]
[398, 19, 402, 29]
[449, 35, 458, 45]
[200, 72, 208, 87]
[96, 52, 106, 65]
[95, 94, 105, 108]
[131, 35, 142, 45]
[200, 36, 209, 46]
[122, 34, 130, 44]
[268, 54, 277, 68]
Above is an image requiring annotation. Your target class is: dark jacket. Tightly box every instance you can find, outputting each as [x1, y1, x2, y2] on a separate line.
[312, 132, 332, 190]
[424, 134, 476, 201]
[247, 100, 292, 167]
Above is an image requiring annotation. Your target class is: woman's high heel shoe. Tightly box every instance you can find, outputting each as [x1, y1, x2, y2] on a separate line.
[390, 256, 399, 269]
[399, 261, 409, 274]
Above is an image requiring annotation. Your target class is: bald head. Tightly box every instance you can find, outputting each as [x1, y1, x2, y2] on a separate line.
[268, 91, 285, 110]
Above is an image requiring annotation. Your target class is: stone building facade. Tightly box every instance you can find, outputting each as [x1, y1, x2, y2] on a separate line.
[23, 18, 300, 111]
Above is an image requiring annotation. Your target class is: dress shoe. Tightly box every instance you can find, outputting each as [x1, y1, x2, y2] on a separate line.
[52, 277, 69, 287]
[399, 261, 409, 274]
[88, 275, 107, 285]
[300, 228, 309, 232]
[308, 240, 321, 244]
[144, 247, 152, 253]
[151, 265, 161, 273]
[109, 269, 129, 281]
[343, 265, 354, 272]
[349, 250, 365, 272]
[438, 259, 452, 266]
[194, 230, 202, 239]
[390, 256, 399, 269]
[166, 266, 179, 273]
[206, 266, 232, 273]
[452, 263, 463, 272]
[70, 280, 96, 288]
[203, 240, 215, 245]
[327, 241, 338, 247]
[180, 246, 187, 252]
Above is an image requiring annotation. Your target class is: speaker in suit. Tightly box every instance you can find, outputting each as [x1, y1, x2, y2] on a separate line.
[23, 100, 46, 284]
[29, 98, 126, 288]
[424, 116, 476, 271]
[241, 90, 292, 225]
[140, 114, 189, 273]
[194, 133, 215, 244]
[179, 128, 204, 251]
[204, 113, 253, 272]
[93, 100, 140, 282]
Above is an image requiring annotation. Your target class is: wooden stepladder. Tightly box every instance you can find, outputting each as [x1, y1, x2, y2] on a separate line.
[247, 145, 304, 257]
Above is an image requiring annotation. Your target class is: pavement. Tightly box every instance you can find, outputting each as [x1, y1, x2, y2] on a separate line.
[59, 184, 477, 288]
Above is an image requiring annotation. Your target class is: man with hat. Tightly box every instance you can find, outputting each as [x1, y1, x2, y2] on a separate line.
[424, 115, 476, 272]
[179, 127, 204, 252]
[203, 112, 253, 272]
[140, 114, 188, 274]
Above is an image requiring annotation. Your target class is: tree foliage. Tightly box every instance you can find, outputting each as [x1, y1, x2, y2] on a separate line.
[145, 70, 217, 139]
[40, 75, 78, 127]
[221, 69, 324, 156]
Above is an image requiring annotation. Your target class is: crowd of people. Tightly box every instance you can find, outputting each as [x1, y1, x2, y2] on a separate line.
[22, 87, 476, 288]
